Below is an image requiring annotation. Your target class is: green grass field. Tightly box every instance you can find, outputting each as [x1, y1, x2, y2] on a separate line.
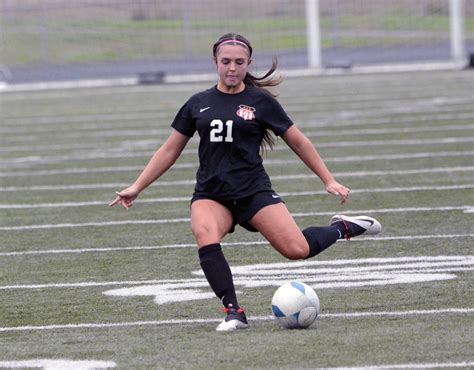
[0, 69, 473, 369]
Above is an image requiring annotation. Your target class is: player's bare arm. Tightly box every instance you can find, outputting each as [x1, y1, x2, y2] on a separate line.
[109, 129, 190, 209]
[281, 125, 350, 203]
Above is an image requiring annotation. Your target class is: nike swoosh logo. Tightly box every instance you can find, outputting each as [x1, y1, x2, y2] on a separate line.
[360, 218, 375, 226]
[272, 194, 280, 198]
[200, 107, 211, 113]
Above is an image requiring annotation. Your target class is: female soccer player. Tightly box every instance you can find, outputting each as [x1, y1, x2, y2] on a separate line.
[109, 33, 381, 331]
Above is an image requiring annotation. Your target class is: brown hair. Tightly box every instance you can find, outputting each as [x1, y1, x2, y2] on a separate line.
[213, 33, 283, 151]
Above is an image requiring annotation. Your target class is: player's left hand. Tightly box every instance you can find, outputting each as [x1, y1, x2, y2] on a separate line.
[108, 186, 140, 210]
[325, 181, 350, 204]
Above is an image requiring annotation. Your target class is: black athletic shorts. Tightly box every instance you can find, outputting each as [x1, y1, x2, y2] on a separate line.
[191, 190, 284, 233]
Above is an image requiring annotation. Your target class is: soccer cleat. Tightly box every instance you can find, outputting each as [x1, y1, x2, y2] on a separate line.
[330, 214, 382, 240]
[216, 304, 249, 331]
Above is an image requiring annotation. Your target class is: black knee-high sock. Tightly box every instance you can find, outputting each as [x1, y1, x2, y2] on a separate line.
[303, 225, 342, 259]
[198, 243, 239, 308]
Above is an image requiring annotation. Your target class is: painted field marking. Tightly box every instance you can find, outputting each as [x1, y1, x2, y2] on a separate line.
[2, 184, 472, 209]
[324, 111, 474, 127]
[324, 100, 473, 121]
[327, 361, 474, 369]
[291, 206, 473, 217]
[99, 255, 474, 305]
[1, 151, 472, 176]
[2, 137, 473, 167]
[1, 206, 471, 231]
[2, 124, 474, 154]
[2, 166, 473, 192]
[2, 95, 472, 127]
[326, 112, 474, 128]
[2, 94, 472, 134]
[0, 218, 188, 231]
[0, 360, 116, 370]
[4, 114, 473, 149]
[304, 123, 474, 137]
[3, 256, 473, 306]
[2, 234, 472, 257]
[0, 308, 472, 332]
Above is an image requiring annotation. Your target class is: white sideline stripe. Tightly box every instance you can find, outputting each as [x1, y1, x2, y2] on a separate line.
[0, 137, 474, 168]
[327, 361, 474, 370]
[1, 99, 471, 123]
[0, 360, 117, 370]
[2, 137, 473, 166]
[291, 206, 472, 217]
[0, 308, 472, 332]
[2, 124, 473, 153]
[3, 184, 473, 209]
[1, 151, 473, 177]
[0, 206, 471, 231]
[4, 134, 472, 164]
[3, 98, 470, 136]
[304, 123, 474, 137]
[316, 137, 474, 147]
[3, 108, 473, 129]
[2, 218, 197, 231]
[2, 93, 470, 134]
[3, 117, 473, 138]
[1, 234, 472, 257]
[1, 166, 473, 192]
[326, 111, 474, 128]
[0, 218, 189, 231]
[0, 278, 197, 290]
[0, 197, 188, 209]
[2, 112, 473, 146]
[0, 77, 138, 92]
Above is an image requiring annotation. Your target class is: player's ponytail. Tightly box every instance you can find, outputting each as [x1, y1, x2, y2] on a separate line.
[213, 33, 282, 151]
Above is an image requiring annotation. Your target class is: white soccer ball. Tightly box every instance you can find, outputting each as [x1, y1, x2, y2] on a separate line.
[271, 281, 320, 329]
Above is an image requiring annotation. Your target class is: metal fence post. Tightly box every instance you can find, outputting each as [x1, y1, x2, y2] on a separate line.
[450, 0, 466, 63]
[305, 0, 322, 70]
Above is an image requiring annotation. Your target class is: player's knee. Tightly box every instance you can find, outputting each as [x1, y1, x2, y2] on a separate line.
[191, 223, 208, 241]
[192, 222, 218, 245]
[276, 241, 309, 260]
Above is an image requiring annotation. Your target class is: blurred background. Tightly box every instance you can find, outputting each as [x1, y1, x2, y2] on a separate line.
[1, 0, 473, 84]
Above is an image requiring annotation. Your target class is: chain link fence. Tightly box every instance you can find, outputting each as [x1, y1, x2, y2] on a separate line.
[1, 0, 473, 83]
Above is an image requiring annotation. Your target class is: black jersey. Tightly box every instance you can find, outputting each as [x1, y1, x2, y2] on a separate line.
[171, 85, 293, 199]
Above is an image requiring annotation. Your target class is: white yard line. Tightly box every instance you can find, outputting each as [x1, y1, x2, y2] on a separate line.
[1, 234, 472, 257]
[1, 166, 473, 192]
[0, 218, 190, 231]
[1, 184, 473, 209]
[2, 97, 472, 127]
[2, 96, 472, 133]
[304, 123, 474, 137]
[0, 206, 471, 231]
[2, 124, 473, 153]
[1, 151, 472, 177]
[0, 360, 117, 370]
[326, 361, 474, 369]
[2, 137, 473, 167]
[0, 308, 472, 332]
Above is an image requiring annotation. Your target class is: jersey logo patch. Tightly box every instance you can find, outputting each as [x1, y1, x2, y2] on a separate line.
[236, 105, 256, 121]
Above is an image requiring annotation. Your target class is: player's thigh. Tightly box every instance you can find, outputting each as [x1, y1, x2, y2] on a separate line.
[248, 203, 309, 260]
[190, 199, 233, 248]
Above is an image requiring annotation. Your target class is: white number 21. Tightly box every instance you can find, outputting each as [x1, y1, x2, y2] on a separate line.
[210, 119, 233, 142]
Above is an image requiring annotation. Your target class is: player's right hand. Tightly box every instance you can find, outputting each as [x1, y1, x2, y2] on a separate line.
[108, 186, 140, 209]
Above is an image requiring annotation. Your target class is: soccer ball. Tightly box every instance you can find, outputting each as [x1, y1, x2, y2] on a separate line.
[271, 281, 320, 329]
